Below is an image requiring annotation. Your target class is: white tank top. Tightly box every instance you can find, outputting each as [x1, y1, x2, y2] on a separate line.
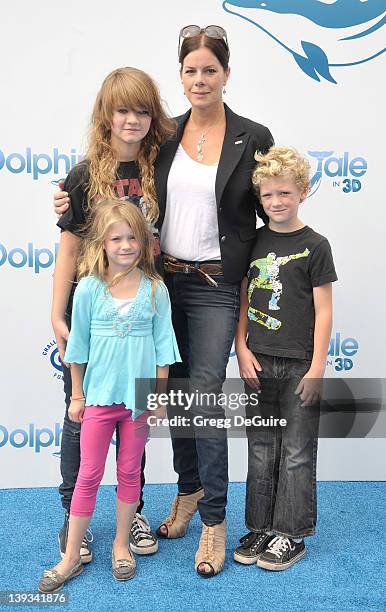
[112, 297, 135, 316]
[160, 145, 221, 261]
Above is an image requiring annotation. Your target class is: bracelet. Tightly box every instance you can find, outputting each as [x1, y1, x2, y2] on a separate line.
[70, 395, 85, 401]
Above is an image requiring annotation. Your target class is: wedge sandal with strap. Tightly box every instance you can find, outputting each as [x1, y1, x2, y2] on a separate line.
[195, 519, 226, 578]
[156, 488, 204, 539]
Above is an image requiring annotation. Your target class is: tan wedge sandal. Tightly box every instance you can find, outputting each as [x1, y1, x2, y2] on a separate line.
[195, 519, 226, 578]
[156, 489, 204, 538]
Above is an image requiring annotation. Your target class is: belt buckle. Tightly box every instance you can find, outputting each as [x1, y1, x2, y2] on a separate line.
[183, 264, 190, 274]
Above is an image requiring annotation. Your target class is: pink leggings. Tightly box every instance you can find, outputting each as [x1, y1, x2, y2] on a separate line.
[70, 404, 149, 517]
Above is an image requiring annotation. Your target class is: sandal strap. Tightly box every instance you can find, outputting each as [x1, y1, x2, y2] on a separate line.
[201, 526, 215, 563]
[160, 489, 204, 537]
[195, 520, 226, 573]
[164, 496, 180, 526]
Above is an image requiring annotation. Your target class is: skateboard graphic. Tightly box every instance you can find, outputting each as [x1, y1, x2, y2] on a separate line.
[248, 249, 310, 330]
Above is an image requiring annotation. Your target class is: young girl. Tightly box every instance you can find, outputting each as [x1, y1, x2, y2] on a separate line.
[39, 200, 181, 592]
[53, 67, 175, 562]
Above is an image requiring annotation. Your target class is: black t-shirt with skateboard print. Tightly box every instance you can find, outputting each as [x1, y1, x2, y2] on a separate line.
[247, 225, 337, 360]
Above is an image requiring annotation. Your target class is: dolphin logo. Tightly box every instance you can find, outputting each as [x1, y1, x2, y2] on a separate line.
[307, 150, 334, 197]
[222, 0, 386, 83]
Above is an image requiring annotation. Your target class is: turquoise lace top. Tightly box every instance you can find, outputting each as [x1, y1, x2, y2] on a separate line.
[64, 274, 181, 418]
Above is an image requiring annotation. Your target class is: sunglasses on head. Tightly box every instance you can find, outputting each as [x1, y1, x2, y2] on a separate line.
[178, 25, 229, 57]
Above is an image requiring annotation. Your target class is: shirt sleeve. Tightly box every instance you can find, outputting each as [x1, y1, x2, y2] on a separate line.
[309, 238, 338, 287]
[152, 282, 181, 366]
[64, 278, 93, 363]
[260, 126, 275, 154]
[56, 162, 89, 236]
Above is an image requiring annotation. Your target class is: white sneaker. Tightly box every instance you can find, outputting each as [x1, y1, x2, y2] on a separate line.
[58, 513, 93, 564]
[129, 513, 158, 555]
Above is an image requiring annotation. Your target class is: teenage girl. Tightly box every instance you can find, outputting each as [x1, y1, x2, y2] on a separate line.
[39, 200, 180, 592]
[52, 67, 175, 562]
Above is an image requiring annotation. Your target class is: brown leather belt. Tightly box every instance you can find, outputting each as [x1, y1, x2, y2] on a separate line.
[163, 255, 223, 287]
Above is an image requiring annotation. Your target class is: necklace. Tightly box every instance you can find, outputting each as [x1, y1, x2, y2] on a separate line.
[190, 113, 225, 162]
[197, 132, 207, 162]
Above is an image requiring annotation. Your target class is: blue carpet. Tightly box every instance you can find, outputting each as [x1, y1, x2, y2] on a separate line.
[0, 483, 385, 611]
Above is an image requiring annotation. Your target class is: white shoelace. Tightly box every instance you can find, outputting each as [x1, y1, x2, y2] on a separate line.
[80, 527, 93, 551]
[131, 513, 151, 537]
[250, 532, 268, 551]
[266, 536, 292, 558]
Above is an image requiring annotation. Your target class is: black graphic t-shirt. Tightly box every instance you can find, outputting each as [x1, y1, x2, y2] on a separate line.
[247, 225, 337, 360]
[57, 160, 161, 315]
[57, 160, 160, 251]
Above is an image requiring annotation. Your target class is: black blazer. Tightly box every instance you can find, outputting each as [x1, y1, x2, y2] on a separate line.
[155, 104, 274, 283]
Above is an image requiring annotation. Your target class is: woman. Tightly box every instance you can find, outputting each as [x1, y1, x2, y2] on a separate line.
[155, 25, 274, 577]
[54, 25, 274, 576]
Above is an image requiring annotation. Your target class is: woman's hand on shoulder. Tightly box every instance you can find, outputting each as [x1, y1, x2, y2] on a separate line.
[54, 180, 70, 216]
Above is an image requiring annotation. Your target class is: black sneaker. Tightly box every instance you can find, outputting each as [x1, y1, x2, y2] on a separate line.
[256, 535, 306, 571]
[58, 512, 93, 564]
[234, 531, 276, 565]
[129, 513, 158, 555]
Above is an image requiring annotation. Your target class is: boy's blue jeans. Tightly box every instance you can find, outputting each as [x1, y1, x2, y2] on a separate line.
[245, 353, 320, 539]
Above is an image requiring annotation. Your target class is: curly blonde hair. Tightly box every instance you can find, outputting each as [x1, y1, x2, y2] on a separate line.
[253, 146, 310, 194]
[77, 199, 161, 294]
[86, 67, 175, 222]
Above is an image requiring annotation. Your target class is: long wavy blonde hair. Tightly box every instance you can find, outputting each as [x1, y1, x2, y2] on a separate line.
[86, 67, 175, 222]
[78, 199, 161, 293]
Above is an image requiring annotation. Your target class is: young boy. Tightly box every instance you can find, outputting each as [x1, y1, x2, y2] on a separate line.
[234, 146, 337, 570]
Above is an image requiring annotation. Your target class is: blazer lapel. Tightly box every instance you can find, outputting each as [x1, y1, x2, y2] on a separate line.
[215, 104, 249, 207]
[155, 109, 191, 229]
[156, 105, 249, 225]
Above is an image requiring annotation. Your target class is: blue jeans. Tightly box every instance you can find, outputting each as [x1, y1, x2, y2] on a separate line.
[59, 362, 81, 513]
[165, 272, 240, 526]
[245, 353, 320, 538]
[59, 346, 146, 514]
